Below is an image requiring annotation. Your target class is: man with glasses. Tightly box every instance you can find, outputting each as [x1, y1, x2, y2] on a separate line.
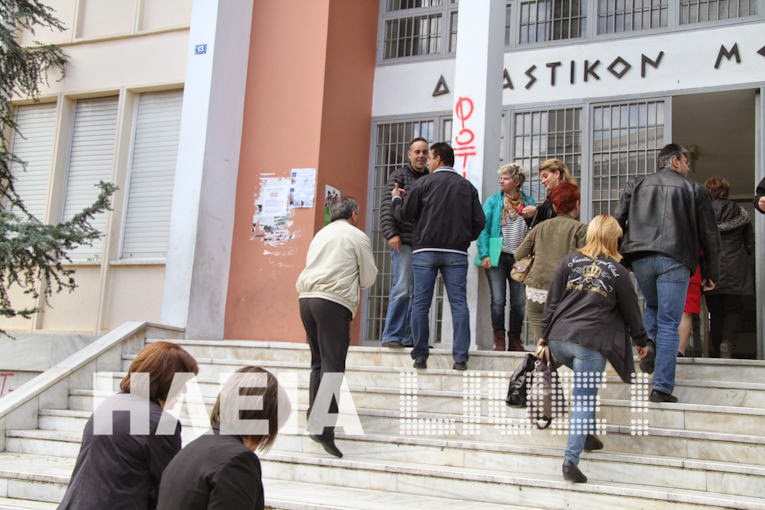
[614, 143, 720, 403]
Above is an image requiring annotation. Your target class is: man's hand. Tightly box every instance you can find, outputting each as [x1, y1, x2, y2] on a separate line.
[702, 279, 716, 292]
[388, 235, 401, 252]
[391, 182, 406, 198]
[636, 345, 648, 359]
[480, 257, 491, 269]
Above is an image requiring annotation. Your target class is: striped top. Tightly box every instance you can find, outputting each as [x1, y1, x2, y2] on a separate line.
[501, 214, 528, 254]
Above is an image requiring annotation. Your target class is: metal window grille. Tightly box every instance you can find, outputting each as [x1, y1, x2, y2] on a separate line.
[381, 0, 459, 61]
[680, 0, 756, 23]
[591, 100, 666, 215]
[367, 119, 453, 344]
[597, 0, 668, 33]
[505, 2, 513, 45]
[518, 0, 585, 44]
[512, 108, 583, 203]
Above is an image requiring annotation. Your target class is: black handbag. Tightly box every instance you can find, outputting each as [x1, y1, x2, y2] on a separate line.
[527, 345, 565, 429]
[505, 353, 536, 407]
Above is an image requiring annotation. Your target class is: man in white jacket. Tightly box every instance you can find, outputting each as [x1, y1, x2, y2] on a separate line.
[296, 196, 377, 458]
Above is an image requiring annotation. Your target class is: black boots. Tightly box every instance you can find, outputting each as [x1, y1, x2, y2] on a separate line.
[562, 460, 587, 483]
[310, 432, 343, 458]
[493, 331, 505, 351]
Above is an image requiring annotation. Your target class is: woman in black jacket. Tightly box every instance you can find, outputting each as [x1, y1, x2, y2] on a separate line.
[528, 158, 577, 229]
[157, 366, 290, 510]
[539, 215, 650, 484]
[703, 177, 754, 358]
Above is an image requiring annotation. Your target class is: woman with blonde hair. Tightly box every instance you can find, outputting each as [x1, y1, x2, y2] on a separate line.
[476, 162, 536, 351]
[529, 158, 577, 229]
[539, 215, 650, 484]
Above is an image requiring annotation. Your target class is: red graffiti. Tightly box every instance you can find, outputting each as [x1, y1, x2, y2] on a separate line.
[0, 373, 13, 396]
[454, 96, 477, 173]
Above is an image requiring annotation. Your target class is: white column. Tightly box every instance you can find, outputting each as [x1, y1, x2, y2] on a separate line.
[161, 0, 254, 338]
[451, 1, 506, 351]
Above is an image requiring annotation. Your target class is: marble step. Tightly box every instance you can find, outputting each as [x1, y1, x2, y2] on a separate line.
[144, 339, 765, 383]
[30, 403, 765, 466]
[268, 432, 765, 499]
[126, 358, 765, 409]
[259, 448, 765, 510]
[0, 453, 72, 504]
[0, 498, 57, 510]
[262, 478, 526, 510]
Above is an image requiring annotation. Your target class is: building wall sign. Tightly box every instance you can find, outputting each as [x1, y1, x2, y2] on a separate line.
[372, 22, 765, 116]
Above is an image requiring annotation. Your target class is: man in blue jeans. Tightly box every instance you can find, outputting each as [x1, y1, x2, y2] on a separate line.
[379, 137, 430, 348]
[614, 143, 720, 403]
[391, 142, 485, 370]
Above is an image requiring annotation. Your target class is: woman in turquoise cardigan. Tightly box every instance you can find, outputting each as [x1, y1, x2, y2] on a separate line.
[476, 163, 536, 351]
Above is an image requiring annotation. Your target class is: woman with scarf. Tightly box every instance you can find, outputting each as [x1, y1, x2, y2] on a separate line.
[476, 163, 536, 351]
[529, 158, 577, 229]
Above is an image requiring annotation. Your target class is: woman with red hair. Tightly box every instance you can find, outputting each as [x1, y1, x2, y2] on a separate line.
[515, 182, 587, 339]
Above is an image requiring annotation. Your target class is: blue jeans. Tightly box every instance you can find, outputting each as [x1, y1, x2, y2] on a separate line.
[382, 244, 413, 345]
[410, 251, 470, 363]
[632, 255, 690, 395]
[549, 340, 607, 465]
[485, 252, 526, 336]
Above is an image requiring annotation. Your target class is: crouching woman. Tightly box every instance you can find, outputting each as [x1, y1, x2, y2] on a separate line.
[539, 215, 650, 483]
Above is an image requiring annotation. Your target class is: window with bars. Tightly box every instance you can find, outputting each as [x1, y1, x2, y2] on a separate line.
[680, 0, 756, 23]
[381, 0, 458, 61]
[597, 0, 668, 33]
[518, 0, 586, 44]
[591, 99, 666, 215]
[512, 108, 583, 202]
[366, 118, 451, 343]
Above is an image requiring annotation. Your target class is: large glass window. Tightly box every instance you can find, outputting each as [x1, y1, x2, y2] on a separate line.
[512, 108, 583, 202]
[382, 0, 458, 60]
[680, 0, 757, 23]
[597, 0, 668, 33]
[518, 0, 586, 44]
[591, 99, 667, 215]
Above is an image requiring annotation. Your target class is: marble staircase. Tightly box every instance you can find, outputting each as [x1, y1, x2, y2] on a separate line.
[2, 338, 765, 509]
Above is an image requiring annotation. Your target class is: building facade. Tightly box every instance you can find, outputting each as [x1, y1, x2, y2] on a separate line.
[7, 0, 764, 357]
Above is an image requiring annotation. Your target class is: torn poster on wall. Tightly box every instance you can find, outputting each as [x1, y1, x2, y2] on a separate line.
[323, 184, 341, 226]
[252, 175, 294, 245]
[289, 168, 317, 208]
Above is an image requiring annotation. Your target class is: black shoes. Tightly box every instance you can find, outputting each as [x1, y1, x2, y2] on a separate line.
[309, 434, 343, 458]
[639, 340, 655, 374]
[382, 340, 403, 348]
[584, 434, 604, 451]
[649, 389, 678, 403]
[453, 361, 468, 371]
[562, 460, 587, 483]
[413, 357, 427, 369]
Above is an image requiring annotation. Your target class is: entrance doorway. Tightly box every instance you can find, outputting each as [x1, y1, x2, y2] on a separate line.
[672, 89, 759, 359]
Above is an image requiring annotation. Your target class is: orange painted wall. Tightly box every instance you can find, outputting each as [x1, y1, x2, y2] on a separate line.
[224, 0, 379, 342]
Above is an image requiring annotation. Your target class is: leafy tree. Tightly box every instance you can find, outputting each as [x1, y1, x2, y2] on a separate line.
[0, 0, 116, 323]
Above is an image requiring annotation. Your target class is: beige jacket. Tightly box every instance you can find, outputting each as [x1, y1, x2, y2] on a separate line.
[296, 219, 378, 317]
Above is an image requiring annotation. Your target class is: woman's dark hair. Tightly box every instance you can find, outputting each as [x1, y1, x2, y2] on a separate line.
[551, 182, 580, 215]
[210, 366, 284, 451]
[704, 176, 730, 200]
[120, 341, 199, 403]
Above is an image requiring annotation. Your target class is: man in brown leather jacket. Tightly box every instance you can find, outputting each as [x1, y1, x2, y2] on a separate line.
[614, 143, 720, 403]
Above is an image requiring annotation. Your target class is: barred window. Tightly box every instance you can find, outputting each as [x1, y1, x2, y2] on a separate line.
[366, 119, 454, 343]
[598, 0, 668, 33]
[381, 0, 458, 61]
[591, 100, 666, 215]
[512, 108, 583, 202]
[518, 0, 586, 44]
[680, 0, 756, 23]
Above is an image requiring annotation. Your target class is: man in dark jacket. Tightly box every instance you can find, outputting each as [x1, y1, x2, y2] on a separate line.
[379, 137, 429, 348]
[391, 142, 485, 370]
[755, 176, 765, 214]
[614, 143, 720, 403]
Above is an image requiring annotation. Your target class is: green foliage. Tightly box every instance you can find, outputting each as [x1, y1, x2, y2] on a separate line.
[0, 1, 116, 326]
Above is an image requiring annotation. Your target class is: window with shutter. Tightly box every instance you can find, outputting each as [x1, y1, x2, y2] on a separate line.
[8, 103, 57, 220]
[62, 97, 119, 262]
[120, 90, 183, 260]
